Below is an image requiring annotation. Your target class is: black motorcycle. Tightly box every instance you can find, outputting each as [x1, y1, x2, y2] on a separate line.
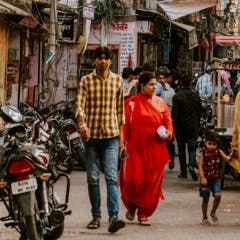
[0, 103, 71, 240]
[21, 102, 85, 173]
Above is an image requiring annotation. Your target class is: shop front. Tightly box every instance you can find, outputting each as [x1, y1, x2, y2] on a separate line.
[82, 20, 154, 75]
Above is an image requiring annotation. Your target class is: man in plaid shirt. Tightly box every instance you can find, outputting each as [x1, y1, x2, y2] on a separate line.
[75, 46, 125, 233]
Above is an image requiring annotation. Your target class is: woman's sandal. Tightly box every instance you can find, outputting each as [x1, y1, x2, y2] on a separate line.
[87, 217, 101, 229]
[139, 218, 151, 226]
[126, 211, 135, 221]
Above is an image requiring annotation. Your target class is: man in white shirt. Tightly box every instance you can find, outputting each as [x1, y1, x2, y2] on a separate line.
[157, 70, 175, 169]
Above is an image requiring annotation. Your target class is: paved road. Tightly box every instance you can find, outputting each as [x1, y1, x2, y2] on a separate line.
[1, 166, 240, 240]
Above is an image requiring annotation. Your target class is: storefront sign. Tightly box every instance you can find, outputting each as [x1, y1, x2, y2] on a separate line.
[222, 62, 240, 70]
[91, 22, 129, 32]
[211, 60, 240, 70]
[58, 13, 74, 40]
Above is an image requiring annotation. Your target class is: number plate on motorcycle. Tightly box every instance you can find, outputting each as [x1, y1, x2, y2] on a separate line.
[68, 131, 79, 140]
[11, 178, 37, 195]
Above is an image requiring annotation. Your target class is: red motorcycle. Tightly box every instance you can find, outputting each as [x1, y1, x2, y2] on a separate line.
[0, 104, 71, 240]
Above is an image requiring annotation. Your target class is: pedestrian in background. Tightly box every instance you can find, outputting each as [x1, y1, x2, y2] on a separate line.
[157, 70, 176, 169]
[122, 67, 135, 92]
[124, 66, 143, 98]
[198, 130, 230, 225]
[75, 46, 125, 233]
[119, 72, 173, 226]
[195, 67, 213, 100]
[172, 75, 202, 181]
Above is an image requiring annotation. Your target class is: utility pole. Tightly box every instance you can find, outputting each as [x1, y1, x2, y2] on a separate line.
[47, 0, 57, 105]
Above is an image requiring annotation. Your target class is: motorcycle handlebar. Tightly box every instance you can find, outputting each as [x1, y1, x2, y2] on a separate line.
[42, 109, 63, 120]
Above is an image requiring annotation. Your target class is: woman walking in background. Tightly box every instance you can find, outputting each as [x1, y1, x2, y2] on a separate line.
[119, 72, 173, 226]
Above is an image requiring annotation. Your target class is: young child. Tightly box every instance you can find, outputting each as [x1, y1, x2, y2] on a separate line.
[198, 130, 230, 225]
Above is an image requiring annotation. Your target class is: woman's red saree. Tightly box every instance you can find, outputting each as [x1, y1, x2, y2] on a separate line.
[119, 93, 173, 216]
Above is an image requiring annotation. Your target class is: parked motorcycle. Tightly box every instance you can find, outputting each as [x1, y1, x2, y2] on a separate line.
[0, 103, 71, 240]
[20, 102, 85, 173]
[48, 116, 85, 173]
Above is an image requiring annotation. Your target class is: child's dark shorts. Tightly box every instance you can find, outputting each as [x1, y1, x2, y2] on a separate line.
[199, 179, 221, 198]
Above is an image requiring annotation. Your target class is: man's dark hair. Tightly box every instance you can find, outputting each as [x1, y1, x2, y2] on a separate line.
[143, 62, 155, 73]
[179, 74, 192, 87]
[94, 46, 112, 59]
[133, 66, 143, 75]
[122, 67, 134, 78]
[158, 66, 171, 77]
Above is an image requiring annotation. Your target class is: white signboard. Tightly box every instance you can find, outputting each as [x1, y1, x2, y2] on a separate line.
[83, 6, 95, 20]
[121, 32, 135, 71]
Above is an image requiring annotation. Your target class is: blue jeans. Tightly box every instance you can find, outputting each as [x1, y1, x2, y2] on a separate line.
[199, 179, 221, 198]
[85, 137, 119, 220]
[176, 134, 198, 175]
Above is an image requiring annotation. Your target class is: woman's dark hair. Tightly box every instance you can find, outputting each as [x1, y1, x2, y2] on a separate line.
[137, 72, 155, 92]
[205, 130, 220, 145]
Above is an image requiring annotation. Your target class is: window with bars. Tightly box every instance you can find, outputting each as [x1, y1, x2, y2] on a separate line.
[132, 0, 156, 10]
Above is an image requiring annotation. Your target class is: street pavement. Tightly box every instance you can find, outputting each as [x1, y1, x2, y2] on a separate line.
[1, 164, 240, 240]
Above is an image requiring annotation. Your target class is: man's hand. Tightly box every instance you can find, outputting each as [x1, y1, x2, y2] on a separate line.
[79, 124, 90, 141]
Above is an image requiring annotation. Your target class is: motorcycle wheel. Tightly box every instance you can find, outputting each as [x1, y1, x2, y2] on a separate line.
[20, 214, 43, 240]
[44, 224, 64, 240]
[56, 156, 74, 173]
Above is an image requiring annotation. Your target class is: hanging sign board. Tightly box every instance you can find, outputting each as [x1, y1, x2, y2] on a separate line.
[222, 61, 240, 71]
[82, 6, 95, 20]
[211, 59, 240, 70]
[58, 13, 74, 40]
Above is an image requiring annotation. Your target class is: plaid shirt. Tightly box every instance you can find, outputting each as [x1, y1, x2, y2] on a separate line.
[75, 70, 125, 139]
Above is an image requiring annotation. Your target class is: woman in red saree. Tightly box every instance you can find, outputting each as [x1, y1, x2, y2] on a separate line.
[119, 72, 173, 226]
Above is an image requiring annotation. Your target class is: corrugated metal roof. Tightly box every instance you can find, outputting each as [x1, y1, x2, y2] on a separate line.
[0, 0, 31, 16]
[157, 0, 216, 20]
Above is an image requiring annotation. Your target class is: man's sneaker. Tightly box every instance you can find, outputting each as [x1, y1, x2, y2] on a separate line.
[168, 161, 175, 170]
[108, 216, 125, 233]
[178, 173, 187, 179]
[189, 167, 198, 181]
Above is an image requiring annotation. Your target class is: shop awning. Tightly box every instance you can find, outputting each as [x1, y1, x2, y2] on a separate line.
[215, 36, 240, 47]
[157, 0, 216, 20]
[171, 21, 198, 49]
[0, 0, 31, 16]
[171, 21, 195, 32]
